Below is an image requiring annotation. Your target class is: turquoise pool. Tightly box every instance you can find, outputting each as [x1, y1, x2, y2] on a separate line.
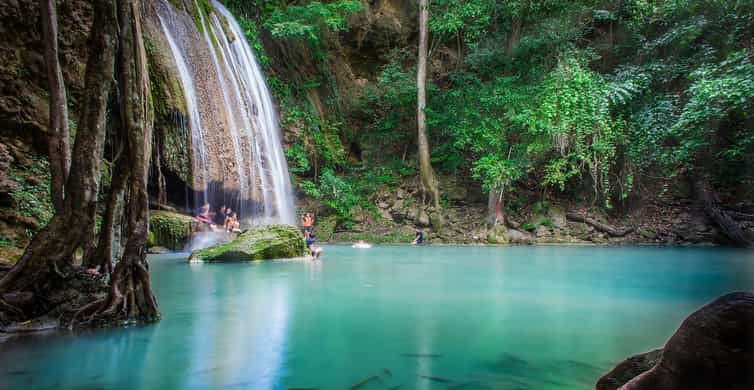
[1, 245, 753, 389]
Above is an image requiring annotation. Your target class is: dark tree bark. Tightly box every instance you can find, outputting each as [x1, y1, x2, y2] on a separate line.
[90, 141, 130, 274]
[90, 0, 158, 323]
[84, 95, 126, 270]
[40, 0, 70, 213]
[0, 0, 118, 302]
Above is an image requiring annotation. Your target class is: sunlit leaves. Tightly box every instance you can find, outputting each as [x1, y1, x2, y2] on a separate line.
[264, 1, 362, 44]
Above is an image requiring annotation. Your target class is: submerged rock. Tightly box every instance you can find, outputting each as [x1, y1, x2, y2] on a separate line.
[148, 211, 194, 251]
[189, 224, 306, 262]
[597, 292, 754, 390]
[596, 349, 663, 390]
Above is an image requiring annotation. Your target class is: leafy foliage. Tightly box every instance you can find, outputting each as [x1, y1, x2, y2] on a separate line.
[264, 1, 362, 45]
[231, 0, 754, 219]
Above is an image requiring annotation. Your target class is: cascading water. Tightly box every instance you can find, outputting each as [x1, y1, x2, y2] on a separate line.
[210, 0, 296, 225]
[193, 0, 248, 204]
[156, 0, 296, 225]
[158, 12, 210, 204]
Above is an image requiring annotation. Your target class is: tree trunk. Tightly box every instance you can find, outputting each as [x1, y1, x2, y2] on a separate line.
[91, 142, 130, 274]
[40, 0, 70, 213]
[417, 0, 440, 209]
[690, 176, 752, 247]
[91, 0, 158, 324]
[487, 188, 505, 226]
[0, 0, 118, 299]
[506, 17, 521, 56]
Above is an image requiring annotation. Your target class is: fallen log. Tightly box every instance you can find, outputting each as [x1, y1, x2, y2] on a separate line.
[690, 177, 752, 247]
[726, 210, 754, 221]
[566, 212, 634, 237]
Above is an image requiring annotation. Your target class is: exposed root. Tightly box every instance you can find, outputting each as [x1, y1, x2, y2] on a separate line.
[67, 297, 107, 328]
[0, 297, 23, 318]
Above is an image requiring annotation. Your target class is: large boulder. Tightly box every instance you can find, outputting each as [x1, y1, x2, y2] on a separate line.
[148, 211, 194, 251]
[597, 292, 754, 390]
[189, 225, 306, 262]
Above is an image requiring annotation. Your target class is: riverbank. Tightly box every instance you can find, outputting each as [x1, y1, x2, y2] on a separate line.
[145, 188, 750, 251]
[302, 177, 753, 247]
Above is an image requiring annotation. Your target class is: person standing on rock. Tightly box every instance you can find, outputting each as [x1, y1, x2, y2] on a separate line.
[305, 231, 322, 259]
[301, 212, 314, 234]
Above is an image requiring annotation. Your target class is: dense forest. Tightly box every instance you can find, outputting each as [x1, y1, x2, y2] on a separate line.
[0, 0, 752, 329]
[220, 0, 754, 245]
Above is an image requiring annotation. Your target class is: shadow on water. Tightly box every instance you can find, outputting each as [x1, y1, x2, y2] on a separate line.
[476, 352, 606, 389]
[0, 324, 159, 390]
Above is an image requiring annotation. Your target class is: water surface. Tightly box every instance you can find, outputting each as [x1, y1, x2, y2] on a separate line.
[1, 245, 753, 389]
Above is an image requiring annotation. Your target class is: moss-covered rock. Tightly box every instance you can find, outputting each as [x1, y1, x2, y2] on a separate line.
[189, 224, 306, 262]
[148, 211, 194, 250]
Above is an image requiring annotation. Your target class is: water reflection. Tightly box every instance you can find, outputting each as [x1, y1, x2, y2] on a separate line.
[0, 324, 159, 389]
[184, 262, 291, 388]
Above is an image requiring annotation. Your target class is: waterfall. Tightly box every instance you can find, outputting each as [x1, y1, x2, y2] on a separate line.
[158, 13, 210, 204]
[157, 1, 296, 225]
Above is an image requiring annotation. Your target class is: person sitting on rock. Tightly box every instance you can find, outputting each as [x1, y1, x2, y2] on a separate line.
[214, 205, 227, 225]
[224, 208, 234, 230]
[194, 203, 213, 225]
[226, 212, 241, 233]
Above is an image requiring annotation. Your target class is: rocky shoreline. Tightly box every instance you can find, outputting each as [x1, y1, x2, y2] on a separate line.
[141, 202, 734, 252]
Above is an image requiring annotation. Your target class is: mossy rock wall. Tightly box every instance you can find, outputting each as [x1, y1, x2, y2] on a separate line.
[148, 211, 194, 250]
[143, 16, 191, 185]
[189, 224, 306, 262]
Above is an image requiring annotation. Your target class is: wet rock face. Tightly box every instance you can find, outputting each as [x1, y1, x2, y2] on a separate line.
[143, 14, 192, 186]
[0, 0, 92, 136]
[189, 224, 306, 262]
[597, 292, 754, 390]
